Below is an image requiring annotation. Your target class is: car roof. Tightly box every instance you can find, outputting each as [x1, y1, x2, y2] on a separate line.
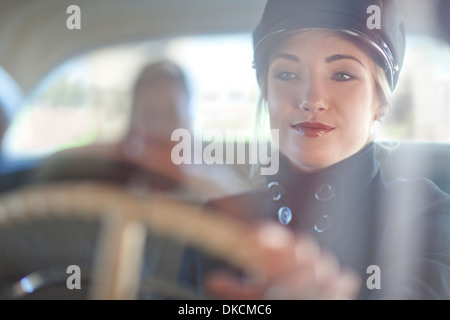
[0, 0, 447, 97]
[0, 0, 265, 95]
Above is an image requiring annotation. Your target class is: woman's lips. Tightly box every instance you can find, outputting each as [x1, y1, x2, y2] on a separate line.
[292, 122, 335, 137]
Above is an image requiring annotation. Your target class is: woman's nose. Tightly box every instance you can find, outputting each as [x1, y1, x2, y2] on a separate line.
[298, 78, 327, 112]
[299, 100, 327, 112]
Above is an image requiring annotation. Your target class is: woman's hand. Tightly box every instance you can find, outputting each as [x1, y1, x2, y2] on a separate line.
[204, 223, 361, 300]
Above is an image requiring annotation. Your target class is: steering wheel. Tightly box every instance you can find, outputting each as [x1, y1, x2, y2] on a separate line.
[0, 181, 253, 300]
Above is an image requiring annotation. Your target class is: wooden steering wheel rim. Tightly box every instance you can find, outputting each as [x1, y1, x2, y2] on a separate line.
[0, 181, 253, 299]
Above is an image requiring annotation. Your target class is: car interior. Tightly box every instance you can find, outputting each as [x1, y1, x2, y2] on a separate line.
[0, 0, 449, 299]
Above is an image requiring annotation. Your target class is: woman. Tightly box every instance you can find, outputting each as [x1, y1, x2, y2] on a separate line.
[180, 0, 450, 299]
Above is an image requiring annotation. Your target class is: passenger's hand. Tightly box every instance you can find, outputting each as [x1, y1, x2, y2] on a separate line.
[204, 223, 361, 300]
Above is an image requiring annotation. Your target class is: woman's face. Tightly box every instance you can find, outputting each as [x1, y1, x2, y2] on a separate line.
[266, 30, 382, 173]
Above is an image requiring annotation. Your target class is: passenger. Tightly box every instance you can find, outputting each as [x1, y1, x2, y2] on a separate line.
[118, 59, 192, 191]
[180, 0, 450, 299]
[35, 60, 192, 194]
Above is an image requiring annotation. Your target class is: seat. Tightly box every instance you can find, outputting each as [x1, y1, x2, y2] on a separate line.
[376, 141, 450, 195]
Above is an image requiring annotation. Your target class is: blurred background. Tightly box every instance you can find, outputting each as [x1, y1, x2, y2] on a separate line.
[0, 0, 448, 300]
[0, 0, 449, 158]
[0, 0, 449, 180]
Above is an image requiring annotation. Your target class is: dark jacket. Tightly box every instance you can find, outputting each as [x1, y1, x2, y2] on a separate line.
[180, 142, 450, 299]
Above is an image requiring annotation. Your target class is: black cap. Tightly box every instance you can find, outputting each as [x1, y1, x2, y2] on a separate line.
[253, 0, 405, 90]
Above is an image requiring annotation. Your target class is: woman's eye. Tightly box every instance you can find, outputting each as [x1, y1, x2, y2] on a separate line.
[274, 71, 298, 81]
[333, 72, 355, 81]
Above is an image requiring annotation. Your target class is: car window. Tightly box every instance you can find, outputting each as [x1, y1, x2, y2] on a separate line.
[378, 35, 450, 142]
[1, 34, 258, 161]
[1, 33, 450, 162]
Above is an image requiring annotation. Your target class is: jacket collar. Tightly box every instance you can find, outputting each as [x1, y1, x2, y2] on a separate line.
[265, 142, 379, 230]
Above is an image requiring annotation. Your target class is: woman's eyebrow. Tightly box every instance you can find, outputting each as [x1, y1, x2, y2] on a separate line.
[325, 54, 365, 68]
[272, 53, 300, 63]
[272, 53, 365, 68]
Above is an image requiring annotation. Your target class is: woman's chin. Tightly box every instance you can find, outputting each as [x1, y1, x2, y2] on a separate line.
[288, 157, 336, 173]
[284, 146, 340, 173]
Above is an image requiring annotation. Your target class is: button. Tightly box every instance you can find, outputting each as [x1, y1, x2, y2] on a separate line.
[278, 206, 292, 225]
[267, 181, 285, 202]
[314, 215, 333, 233]
[314, 183, 336, 202]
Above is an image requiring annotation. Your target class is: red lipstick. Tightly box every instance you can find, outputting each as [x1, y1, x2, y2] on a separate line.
[292, 121, 335, 137]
